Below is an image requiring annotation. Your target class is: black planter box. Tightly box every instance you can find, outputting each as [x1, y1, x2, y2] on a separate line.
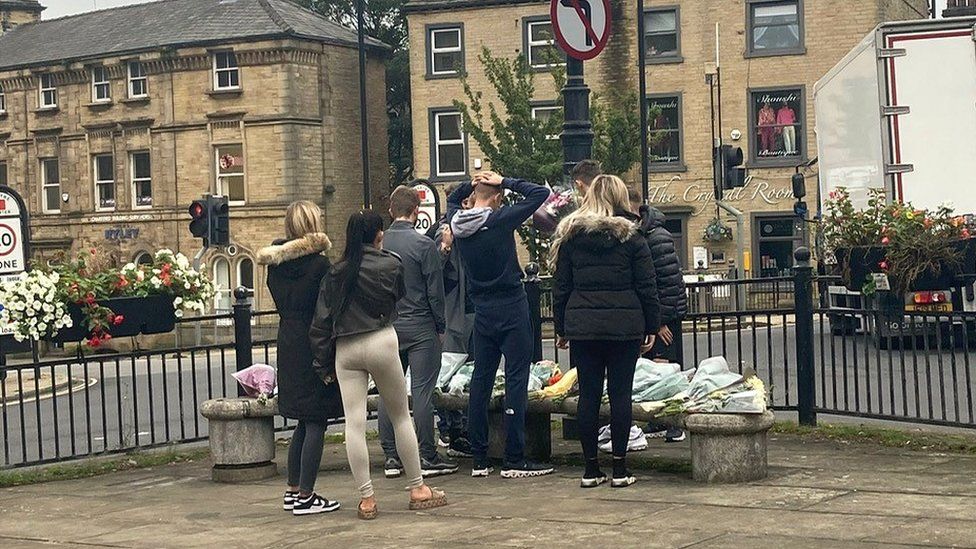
[50, 295, 177, 343]
[835, 246, 886, 292]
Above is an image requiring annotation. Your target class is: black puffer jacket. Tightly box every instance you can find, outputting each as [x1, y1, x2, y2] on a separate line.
[637, 206, 688, 324]
[552, 213, 660, 341]
[258, 233, 343, 422]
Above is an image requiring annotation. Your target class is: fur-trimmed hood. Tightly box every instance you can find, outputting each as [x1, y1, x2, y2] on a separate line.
[553, 212, 636, 248]
[257, 233, 332, 266]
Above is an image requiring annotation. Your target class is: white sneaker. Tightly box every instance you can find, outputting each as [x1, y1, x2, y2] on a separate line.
[598, 425, 648, 453]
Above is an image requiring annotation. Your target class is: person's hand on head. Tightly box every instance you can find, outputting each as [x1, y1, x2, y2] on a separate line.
[479, 171, 504, 186]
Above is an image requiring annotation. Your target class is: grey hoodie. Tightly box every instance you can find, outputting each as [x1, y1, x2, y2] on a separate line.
[450, 207, 493, 238]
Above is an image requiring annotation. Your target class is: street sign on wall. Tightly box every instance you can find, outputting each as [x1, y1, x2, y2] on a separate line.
[414, 183, 440, 235]
[0, 186, 30, 342]
[550, 0, 613, 61]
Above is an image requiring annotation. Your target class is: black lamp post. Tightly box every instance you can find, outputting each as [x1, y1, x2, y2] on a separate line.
[560, 57, 593, 176]
[637, 0, 649, 203]
[357, 0, 371, 209]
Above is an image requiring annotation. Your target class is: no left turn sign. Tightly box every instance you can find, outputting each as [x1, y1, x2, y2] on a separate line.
[550, 0, 612, 61]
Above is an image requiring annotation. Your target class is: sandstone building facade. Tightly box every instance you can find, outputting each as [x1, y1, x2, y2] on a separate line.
[0, 0, 388, 312]
[404, 0, 930, 275]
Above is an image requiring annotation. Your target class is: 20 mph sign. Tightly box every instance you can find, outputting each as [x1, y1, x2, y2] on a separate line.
[550, 0, 612, 61]
[0, 191, 26, 276]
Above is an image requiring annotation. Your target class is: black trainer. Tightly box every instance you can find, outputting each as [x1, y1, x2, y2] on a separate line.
[580, 474, 608, 489]
[384, 457, 404, 479]
[421, 454, 459, 477]
[292, 493, 341, 516]
[665, 427, 687, 443]
[447, 437, 473, 459]
[500, 460, 555, 479]
[283, 490, 299, 511]
[471, 458, 493, 478]
[611, 474, 637, 488]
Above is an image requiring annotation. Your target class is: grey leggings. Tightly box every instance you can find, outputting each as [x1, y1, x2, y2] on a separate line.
[336, 326, 424, 498]
[287, 420, 326, 494]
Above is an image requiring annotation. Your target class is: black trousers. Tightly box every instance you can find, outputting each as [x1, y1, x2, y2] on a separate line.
[647, 318, 684, 364]
[571, 339, 640, 460]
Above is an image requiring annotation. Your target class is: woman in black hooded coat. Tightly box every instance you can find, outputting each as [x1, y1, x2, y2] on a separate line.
[257, 200, 342, 516]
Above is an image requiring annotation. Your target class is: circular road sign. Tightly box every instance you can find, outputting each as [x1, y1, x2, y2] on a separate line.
[550, 0, 613, 61]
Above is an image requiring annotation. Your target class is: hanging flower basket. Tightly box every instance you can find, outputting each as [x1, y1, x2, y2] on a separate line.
[703, 218, 733, 243]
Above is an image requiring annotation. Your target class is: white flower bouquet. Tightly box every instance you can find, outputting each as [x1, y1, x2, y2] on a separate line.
[0, 271, 73, 342]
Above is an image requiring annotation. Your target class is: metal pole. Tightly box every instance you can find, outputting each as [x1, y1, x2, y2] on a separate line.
[357, 0, 371, 209]
[560, 57, 594, 176]
[192, 247, 206, 347]
[715, 24, 723, 153]
[637, 0, 649, 203]
[232, 287, 254, 398]
[793, 246, 817, 426]
[717, 200, 747, 305]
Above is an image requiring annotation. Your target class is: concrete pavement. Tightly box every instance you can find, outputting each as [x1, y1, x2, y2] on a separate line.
[1, 430, 975, 548]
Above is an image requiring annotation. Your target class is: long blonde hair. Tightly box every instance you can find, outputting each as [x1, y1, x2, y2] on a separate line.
[550, 174, 631, 267]
[285, 200, 324, 240]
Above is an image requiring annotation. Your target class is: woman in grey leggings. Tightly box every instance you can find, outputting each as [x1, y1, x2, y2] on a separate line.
[310, 210, 447, 520]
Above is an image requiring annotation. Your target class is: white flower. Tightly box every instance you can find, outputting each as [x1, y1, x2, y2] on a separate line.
[174, 309, 184, 318]
[174, 297, 184, 307]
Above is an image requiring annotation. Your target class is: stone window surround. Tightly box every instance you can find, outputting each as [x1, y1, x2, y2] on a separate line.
[40, 157, 60, 214]
[522, 15, 565, 71]
[127, 61, 148, 99]
[744, 0, 807, 59]
[215, 143, 246, 205]
[642, 5, 683, 65]
[647, 92, 687, 173]
[91, 66, 111, 104]
[0, 86, 5, 114]
[428, 107, 468, 182]
[38, 73, 57, 109]
[746, 84, 808, 168]
[425, 23, 465, 80]
[93, 153, 116, 212]
[130, 150, 152, 210]
[212, 50, 241, 92]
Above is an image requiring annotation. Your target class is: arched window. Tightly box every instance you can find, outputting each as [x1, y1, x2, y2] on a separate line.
[213, 257, 232, 313]
[134, 252, 153, 266]
[237, 257, 254, 291]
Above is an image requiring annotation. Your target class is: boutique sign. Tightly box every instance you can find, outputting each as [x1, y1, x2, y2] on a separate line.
[647, 176, 795, 215]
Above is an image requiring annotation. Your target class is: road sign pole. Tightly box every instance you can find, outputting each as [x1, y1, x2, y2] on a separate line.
[561, 57, 593, 176]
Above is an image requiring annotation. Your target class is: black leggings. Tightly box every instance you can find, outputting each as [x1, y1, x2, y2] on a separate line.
[287, 420, 326, 494]
[571, 340, 640, 460]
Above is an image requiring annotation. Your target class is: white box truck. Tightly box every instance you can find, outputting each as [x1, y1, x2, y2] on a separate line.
[814, 17, 976, 343]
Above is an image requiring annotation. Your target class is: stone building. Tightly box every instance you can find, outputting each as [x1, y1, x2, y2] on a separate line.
[404, 0, 931, 276]
[0, 0, 388, 312]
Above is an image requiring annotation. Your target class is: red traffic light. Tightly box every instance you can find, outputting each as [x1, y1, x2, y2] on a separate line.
[189, 201, 206, 219]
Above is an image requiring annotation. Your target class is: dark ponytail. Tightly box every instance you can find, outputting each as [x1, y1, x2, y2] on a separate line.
[333, 209, 385, 318]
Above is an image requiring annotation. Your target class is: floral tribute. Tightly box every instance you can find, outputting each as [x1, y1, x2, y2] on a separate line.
[0, 248, 214, 348]
[703, 217, 734, 242]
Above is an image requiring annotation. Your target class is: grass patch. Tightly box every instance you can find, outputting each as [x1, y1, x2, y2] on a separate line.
[772, 421, 976, 455]
[0, 448, 210, 488]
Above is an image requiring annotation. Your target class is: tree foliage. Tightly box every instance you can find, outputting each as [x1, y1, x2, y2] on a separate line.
[297, 0, 413, 188]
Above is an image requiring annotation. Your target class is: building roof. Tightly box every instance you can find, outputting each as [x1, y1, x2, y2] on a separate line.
[0, 0, 44, 11]
[0, 0, 387, 71]
[404, 0, 546, 14]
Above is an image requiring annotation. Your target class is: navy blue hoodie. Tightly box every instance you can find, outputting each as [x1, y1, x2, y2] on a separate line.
[447, 178, 550, 308]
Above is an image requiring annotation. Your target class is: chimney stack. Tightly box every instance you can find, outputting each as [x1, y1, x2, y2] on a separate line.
[1, 1, 44, 34]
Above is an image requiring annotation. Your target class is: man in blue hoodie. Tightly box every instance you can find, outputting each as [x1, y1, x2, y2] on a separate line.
[448, 171, 553, 478]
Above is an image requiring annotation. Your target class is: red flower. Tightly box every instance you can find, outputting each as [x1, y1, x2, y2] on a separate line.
[85, 294, 96, 306]
[88, 336, 101, 348]
[113, 314, 124, 326]
[963, 229, 971, 239]
[89, 248, 97, 256]
[879, 260, 890, 271]
[102, 334, 112, 341]
[881, 236, 890, 246]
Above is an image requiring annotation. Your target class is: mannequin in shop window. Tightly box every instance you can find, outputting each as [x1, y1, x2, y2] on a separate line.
[776, 102, 797, 155]
[652, 110, 674, 161]
[758, 102, 776, 155]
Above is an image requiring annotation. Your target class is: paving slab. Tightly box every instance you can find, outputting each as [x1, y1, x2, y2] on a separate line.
[864, 518, 976, 548]
[688, 533, 931, 549]
[804, 490, 976, 521]
[759, 468, 976, 496]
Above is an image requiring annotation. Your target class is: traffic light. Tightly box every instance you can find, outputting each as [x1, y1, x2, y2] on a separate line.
[721, 145, 746, 190]
[188, 195, 230, 248]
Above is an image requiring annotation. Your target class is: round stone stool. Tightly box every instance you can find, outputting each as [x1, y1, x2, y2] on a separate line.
[200, 397, 278, 482]
[684, 411, 775, 483]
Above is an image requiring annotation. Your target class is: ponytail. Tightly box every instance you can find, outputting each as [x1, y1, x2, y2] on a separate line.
[333, 209, 385, 318]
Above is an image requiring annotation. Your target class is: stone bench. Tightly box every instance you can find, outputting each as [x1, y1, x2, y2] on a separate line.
[373, 391, 775, 484]
[200, 397, 278, 482]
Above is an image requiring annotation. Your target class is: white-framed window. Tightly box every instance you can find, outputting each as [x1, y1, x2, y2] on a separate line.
[0, 86, 6, 114]
[213, 52, 240, 91]
[130, 151, 152, 208]
[93, 154, 116, 211]
[213, 257, 232, 313]
[427, 25, 463, 77]
[431, 110, 466, 178]
[237, 257, 254, 292]
[747, 0, 805, 57]
[91, 66, 111, 103]
[128, 61, 148, 98]
[643, 7, 681, 62]
[524, 18, 563, 69]
[531, 104, 562, 141]
[215, 144, 245, 204]
[40, 158, 60, 213]
[38, 74, 57, 109]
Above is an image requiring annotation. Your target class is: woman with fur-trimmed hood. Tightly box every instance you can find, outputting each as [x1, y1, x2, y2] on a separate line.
[551, 175, 660, 489]
[257, 200, 341, 516]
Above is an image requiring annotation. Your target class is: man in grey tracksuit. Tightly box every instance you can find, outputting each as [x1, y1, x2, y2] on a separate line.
[379, 186, 459, 478]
